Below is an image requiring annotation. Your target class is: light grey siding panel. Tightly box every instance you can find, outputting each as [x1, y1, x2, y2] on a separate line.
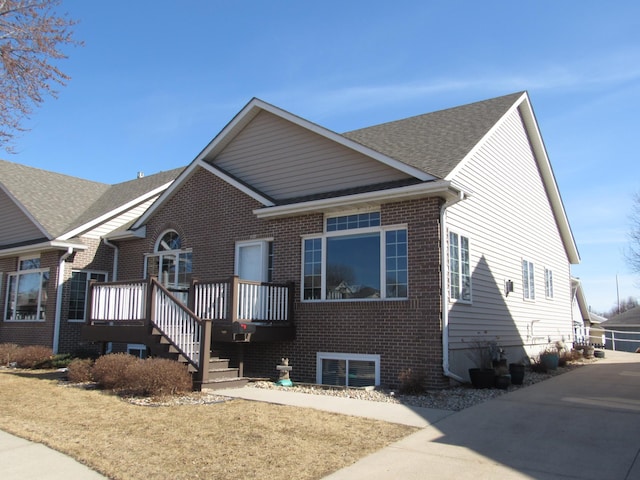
[83, 197, 159, 239]
[447, 109, 573, 358]
[214, 111, 411, 199]
[0, 188, 45, 245]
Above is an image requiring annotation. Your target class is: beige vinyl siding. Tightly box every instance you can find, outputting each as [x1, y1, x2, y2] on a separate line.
[0, 188, 46, 245]
[213, 111, 411, 199]
[83, 197, 160, 239]
[447, 108, 573, 352]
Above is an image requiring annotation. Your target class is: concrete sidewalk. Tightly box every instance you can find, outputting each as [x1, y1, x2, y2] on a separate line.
[0, 429, 107, 479]
[323, 350, 640, 480]
[214, 385, 455, 428]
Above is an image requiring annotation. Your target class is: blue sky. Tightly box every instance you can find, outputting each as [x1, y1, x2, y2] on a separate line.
[8, 1, 640, 312]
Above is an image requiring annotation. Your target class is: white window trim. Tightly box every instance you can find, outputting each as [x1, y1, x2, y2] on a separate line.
[544, 267, 554, 300]
[234, 239, 273, 282]
[316, 352, 381, 386]
[68, 270, 109, 323]
[301, 223, 408, 302]
[4, 258, 49, 323]
[127, 343, 147, 358]
[522, 259, 535, 301]
[448, 230, 472, 304]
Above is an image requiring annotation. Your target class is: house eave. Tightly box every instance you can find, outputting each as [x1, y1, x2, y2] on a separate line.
[253, 180, 464, 219]
[104, 225, 147, 241]
[0, 239, 88, 258]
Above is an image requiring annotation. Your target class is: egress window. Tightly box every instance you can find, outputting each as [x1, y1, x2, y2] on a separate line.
[302, 212, 407, 300]
[316, 352, 380, 387]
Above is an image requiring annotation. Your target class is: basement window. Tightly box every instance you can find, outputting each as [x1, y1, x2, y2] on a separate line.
[316, 352, 380, 387]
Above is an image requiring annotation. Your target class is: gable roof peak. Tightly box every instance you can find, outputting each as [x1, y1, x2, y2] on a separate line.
[343, 91, 526, 179]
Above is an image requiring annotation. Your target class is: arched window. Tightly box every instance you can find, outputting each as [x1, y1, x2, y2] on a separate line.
[145, 230, 192, 300]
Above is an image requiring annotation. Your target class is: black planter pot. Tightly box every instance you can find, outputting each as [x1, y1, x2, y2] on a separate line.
[469, 368, 495, 389]
[509, 363, 525, 385]
[495, 374, 511, 390]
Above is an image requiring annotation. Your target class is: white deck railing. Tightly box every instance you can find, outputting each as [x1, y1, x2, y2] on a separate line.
[193, 281, 229, 320]
[90, 281, 147, 322]
[236, 281, 290, 322]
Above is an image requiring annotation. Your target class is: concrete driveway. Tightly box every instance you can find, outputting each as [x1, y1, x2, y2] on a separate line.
[325, 350, 640, 480]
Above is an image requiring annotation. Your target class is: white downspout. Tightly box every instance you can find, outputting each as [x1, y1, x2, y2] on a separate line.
[53, 247, 74, 354]
[103, 237, 118, 281]
[441, 191, 466, 383]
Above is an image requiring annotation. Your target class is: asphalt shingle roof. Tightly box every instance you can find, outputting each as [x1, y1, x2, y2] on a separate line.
[0, 160, 183, 238]
[602, 306, 640, 327]
[343, 92, 524, 179]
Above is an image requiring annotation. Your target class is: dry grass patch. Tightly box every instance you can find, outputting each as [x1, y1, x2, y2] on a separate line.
[0, 370, 415, 480]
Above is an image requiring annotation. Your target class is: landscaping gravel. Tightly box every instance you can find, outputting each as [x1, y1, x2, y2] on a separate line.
[247, 361, 593, 412]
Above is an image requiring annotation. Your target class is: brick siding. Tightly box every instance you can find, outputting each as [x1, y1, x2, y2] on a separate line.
[117, 167, 448, 388]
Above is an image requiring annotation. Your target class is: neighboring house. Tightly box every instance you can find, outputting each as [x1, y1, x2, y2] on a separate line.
[0, 162, 184, 354]
[1, 92, 584, 389]
[601, 306, 640, 352]
[571, 278, 606, 347]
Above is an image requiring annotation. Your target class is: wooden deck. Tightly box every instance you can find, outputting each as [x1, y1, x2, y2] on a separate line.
[81, 276, 295, 389]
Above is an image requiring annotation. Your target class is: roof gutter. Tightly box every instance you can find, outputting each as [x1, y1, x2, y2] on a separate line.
[254, 180, 462, 219]
[440, 189, 467, 383]
[0, 240, 88, 259]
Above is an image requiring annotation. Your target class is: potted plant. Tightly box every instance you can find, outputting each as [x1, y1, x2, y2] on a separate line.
[539, 347, 559, 370]
[467, 341, 495, 389]
[509, 361, 526, 385]
[492, 345, 511, 389]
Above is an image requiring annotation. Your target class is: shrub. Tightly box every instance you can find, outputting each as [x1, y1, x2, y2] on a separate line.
[121, 357, 192, 396]
[51, 353, 74, 368]
[91, 353, 139, 390]
[14, 345, 54, 369]
[398, 368, 425, 395]
[0, 343, 21, 366]
[67, 358, 94, 383]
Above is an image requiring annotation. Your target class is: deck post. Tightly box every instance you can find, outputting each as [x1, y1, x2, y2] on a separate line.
[287, 281, 295, 323]
[230, 275, 240, 323]
[146, 277, 156, 329]
[196, 319, 212, 388]
[237, 343, 245, 378]
[188, 277, 198, 313]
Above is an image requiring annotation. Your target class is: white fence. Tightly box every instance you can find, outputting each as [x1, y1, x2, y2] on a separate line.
[603, 329, 640, 353]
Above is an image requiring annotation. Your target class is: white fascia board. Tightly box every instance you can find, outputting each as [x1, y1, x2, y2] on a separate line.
[571, 278, 590, 322]
[132, 161, 201, 229]
[197, 98, 434, 182]
[131, 160, 275, 230]
[0, 182, 51, 240]
[198, 162, 275, 206]
[59, 184, 170, 240]
[517, 96, 581, 265]
[445, 92, 580, 265]
[253, 180, 463, 219]
[103, 225, 147, 241]
[0, 240, 88, 259]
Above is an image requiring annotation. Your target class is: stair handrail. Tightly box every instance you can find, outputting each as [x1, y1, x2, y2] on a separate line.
[149, 278, 211, 384]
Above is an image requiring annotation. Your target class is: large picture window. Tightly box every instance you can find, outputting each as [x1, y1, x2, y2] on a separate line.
[302, 212, 407, 301]
[5, 256, 49, 322]
[449, 232, 471, 302]
[68, 270, 108, 322]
